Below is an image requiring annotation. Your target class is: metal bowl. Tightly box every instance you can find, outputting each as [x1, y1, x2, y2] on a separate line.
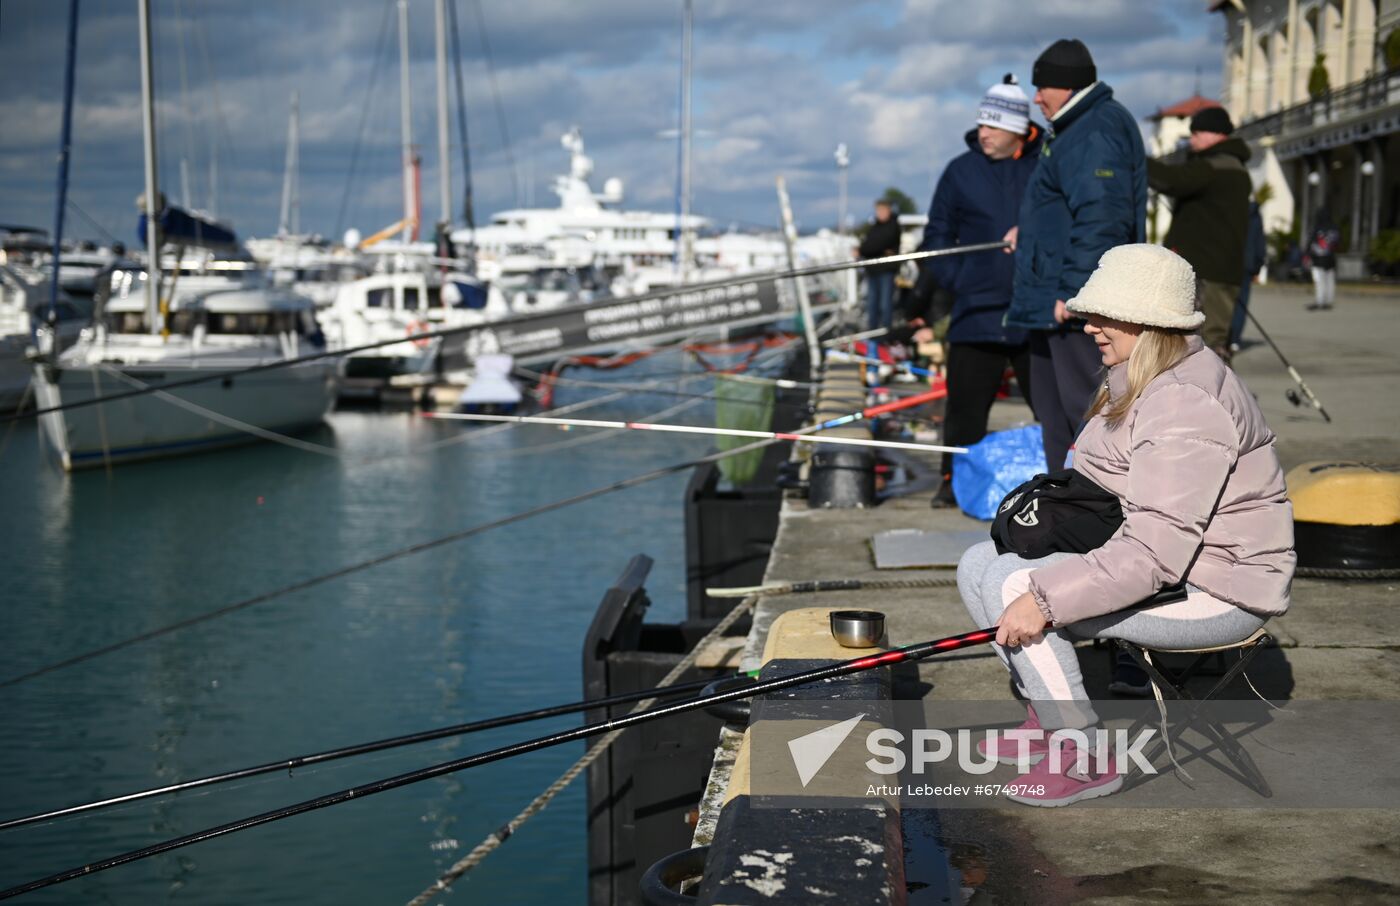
[829, 610, 885, 648]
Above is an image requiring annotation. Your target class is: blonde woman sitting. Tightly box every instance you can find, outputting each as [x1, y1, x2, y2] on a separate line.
[956, 244, 1295, 806]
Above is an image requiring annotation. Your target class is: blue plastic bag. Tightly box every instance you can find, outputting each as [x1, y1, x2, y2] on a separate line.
[951, 424, 1047, 521]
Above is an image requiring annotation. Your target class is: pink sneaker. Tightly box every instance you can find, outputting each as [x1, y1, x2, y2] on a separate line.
[1004, 736, 1123, 807]
[976, 705, 1050, 766]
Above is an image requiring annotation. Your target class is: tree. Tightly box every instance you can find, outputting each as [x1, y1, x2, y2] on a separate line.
[878, 187, 918, 216]
[1385, 28, 1400, 70]
[1308, 53, 1331, 99]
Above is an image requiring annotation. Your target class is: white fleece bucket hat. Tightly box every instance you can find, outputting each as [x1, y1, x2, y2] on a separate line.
[1066, 243, 1205, 330]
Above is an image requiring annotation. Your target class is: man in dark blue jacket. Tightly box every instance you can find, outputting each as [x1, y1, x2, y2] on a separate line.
[1005, 39, 1146, 472]
[917, 74, 1041, 507]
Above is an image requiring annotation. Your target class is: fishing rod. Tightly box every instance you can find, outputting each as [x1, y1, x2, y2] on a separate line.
[1243, 307, 1332, 422]
[516, 363, 814, 392]
[0, 672, 755, 834]
[826, 348, 941, 379]
[423, 409, 963, 455]
[513, 370, 811, 408]
[514, 382, 944, 434]
[2, 242, 1004, 425]
[0, 388, 919, 689]
[0, 625, 1001, 900]
[821, 327, 889, 348]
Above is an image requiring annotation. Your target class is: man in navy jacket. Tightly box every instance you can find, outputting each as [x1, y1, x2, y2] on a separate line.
[1005, 39, 1146, 472]
[917, 75, 1041, 507]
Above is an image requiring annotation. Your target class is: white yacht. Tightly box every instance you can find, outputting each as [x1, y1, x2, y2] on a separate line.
[457, 128, 852, 298]
[31, 253, 338, 470]
[323, 262, 509, 380]
[461, 128, 708, 299]
[245, 234, 370, 310]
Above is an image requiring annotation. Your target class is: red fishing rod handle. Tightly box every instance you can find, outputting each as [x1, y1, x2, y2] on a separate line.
[861, 387, 946, 418]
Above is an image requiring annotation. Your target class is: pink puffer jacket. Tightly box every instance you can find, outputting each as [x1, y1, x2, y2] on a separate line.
[1029, 336, 1295, 624]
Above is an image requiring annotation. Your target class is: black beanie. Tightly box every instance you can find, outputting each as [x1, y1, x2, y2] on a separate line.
[1032, 39, 1097, 90]
[1189, 106, 1234, 135]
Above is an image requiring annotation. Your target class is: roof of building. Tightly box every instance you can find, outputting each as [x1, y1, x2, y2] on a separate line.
[1148, 94, 1224, 121]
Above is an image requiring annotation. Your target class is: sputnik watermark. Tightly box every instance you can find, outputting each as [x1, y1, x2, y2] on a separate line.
[865, 728, 1158, 776]
[786, 721, 1159, 789]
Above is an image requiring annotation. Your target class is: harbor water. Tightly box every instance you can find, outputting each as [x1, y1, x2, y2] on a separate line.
[0, 354, 740, 903]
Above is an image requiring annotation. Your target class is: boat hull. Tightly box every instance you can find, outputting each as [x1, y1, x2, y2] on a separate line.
[32, 359, 338, 470]
[0, 334, 33, 410]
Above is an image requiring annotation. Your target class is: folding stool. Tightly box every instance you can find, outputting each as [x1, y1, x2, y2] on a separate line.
[1114, 627, 1274, 797]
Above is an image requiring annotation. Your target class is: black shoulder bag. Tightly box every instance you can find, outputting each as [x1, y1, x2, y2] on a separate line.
[989, 469, 1190, 606]
[990, 468, 1124, 559]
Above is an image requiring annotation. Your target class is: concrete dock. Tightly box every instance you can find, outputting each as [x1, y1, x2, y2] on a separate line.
[693, 282, 1400, 904]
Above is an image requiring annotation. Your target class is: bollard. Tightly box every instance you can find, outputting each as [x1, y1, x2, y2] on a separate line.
[807, 445, 876, 508]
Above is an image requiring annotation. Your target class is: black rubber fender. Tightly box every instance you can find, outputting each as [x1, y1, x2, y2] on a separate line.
[639, 845, 710, 906]
[1294, 520, 1400, 575]
[701, 674, 757, 724]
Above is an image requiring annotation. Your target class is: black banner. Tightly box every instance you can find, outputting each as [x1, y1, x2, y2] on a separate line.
[453, 279, 785, 366]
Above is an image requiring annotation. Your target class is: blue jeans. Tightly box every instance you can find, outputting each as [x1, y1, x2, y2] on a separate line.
[1229, 280, 1252, 347]
[865, 271, 895, 331]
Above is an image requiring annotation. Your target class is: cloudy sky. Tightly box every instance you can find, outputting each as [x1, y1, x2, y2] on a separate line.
[1, 0, 1223, 245]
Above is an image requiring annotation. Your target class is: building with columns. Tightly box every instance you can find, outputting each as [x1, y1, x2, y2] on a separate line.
[1212, 0, 1400, 276]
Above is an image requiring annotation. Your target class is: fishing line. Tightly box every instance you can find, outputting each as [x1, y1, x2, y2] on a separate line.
[0, 411, 801, 690]
[515, 370, 805, 409]
[0, 624, 1001, 900]
[0, 330, 904, 690]
[5, 244, 1001, 425]
[426, 411, 962, 454]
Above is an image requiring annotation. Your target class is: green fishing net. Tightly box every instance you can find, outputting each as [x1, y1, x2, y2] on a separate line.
[714, 374, 775, 486]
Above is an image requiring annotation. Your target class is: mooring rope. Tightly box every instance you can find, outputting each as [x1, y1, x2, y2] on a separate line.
[1296, 565, 1400, 580]
[403, 594, 760, 906]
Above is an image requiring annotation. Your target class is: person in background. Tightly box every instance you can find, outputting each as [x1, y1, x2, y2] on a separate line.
[1147, 106, 1252, 364]
[1230, 200, 1267, 351]
[1003, 38, 1146, 474]
[916, 75, 1041, 508]
[859, 200, 902, 331]
[1307, 208, 1341, 310]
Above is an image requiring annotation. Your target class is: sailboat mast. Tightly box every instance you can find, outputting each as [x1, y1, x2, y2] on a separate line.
[138, 0, 162, 335]
[435, 0, 452, 232]
[680, 0, 693, 285]
[398, 0, 415, 244]
[278, 91, 300, 237]
[46, 0, 81, 330]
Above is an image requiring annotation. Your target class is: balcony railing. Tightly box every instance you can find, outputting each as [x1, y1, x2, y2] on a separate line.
[1237, 67, 1400, 142]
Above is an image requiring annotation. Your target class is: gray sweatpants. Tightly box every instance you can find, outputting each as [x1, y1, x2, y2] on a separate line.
[956, 541, 1265, 730]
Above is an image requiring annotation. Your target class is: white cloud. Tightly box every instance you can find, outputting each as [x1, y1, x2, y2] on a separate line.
[0, 0, 1226, 238]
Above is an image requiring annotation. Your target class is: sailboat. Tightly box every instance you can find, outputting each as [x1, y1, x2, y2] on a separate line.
[245, 93, 371, 309]
[30, 0, 338, 470]
[320, 0, 507, 385]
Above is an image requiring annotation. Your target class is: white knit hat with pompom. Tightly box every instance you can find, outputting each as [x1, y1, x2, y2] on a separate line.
[1066, 244, 1204, 329]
